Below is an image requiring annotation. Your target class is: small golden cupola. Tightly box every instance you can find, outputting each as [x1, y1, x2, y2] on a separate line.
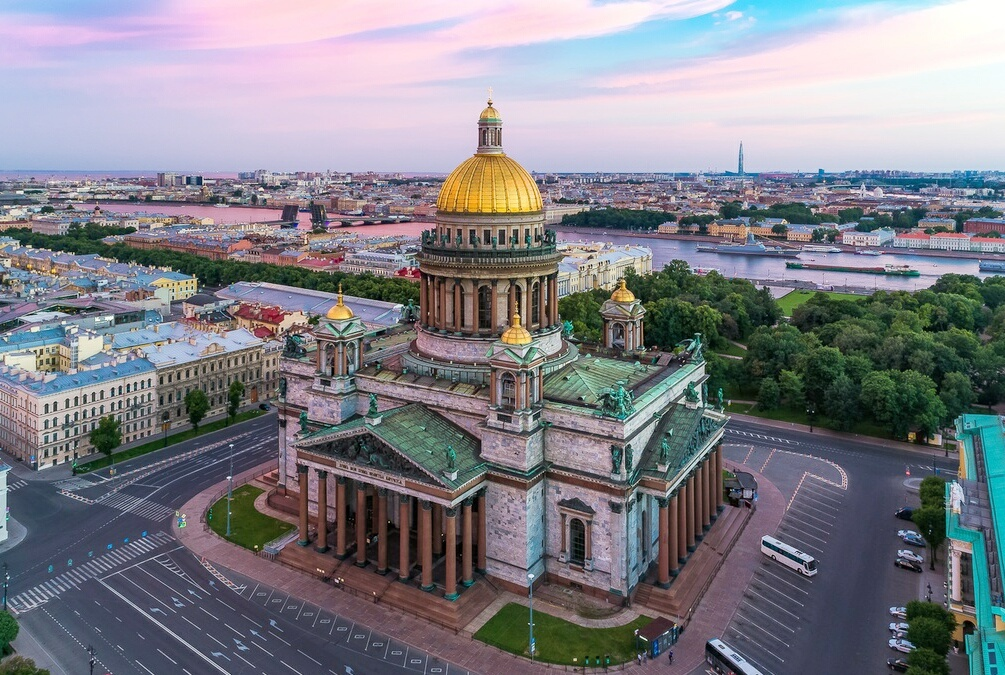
[500, 313, 533, 345]
[610, 279, 636, 303]
[326, 284, 354, 321]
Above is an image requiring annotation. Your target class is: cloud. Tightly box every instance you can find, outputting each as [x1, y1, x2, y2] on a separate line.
[724, 10, 743, 21]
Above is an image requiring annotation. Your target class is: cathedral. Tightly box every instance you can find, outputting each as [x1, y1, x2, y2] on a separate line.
[277, 99, 726, 607]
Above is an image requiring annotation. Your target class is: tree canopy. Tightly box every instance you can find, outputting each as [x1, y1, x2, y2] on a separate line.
[185, 390, 210, 432]
[227, 380, 245, 425]
[559, 208, 674, 231]
[89, 416, 122, 460]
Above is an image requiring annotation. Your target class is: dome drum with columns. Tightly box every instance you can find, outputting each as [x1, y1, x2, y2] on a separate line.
[408, 98, 573, 384]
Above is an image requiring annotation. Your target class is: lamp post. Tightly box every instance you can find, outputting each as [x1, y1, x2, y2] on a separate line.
[226, 443, 234, 537]
[162, 410, 170, 448]
[528, 572, 536, 660]
[807, 404, 815, 433]
[2, 562, 9, 612]
[88, 644, 96, 675]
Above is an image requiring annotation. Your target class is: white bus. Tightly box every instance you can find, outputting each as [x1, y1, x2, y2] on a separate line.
[761, 535, 818, 576]
[705, 639, 765, 675]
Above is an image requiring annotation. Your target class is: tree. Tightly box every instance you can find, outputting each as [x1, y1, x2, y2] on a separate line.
[757, 378, 780, 410]
[823, 374, 859, 431]
[777, 369, 805, 408]
[919, 476, 947, 510]
[89, 416, 121, 463]
[184, 389, 210, 433]
[0, 612, 18, 652]
[906, 647, 949, 675]
[0, 655, 50, 675]
[800, 346, 845, 407]
[912, 505, 946, 569]
[227, 380, 245, 426]
[771, 223, 788, 235]
[906, 600, 958, 634]
[906, 616, 952, 657]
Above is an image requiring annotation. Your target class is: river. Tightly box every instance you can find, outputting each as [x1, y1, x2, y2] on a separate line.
[83, 202, 994, 292]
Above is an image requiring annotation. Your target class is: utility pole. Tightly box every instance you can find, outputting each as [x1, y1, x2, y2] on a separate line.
[2, 562, 9, 611]
[88, 645, 96, 675]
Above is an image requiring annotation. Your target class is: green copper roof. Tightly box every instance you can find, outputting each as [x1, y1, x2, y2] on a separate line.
[544, 355, 656, 408]
[297, 404, 485, 490]
[639, 404, 726, 481]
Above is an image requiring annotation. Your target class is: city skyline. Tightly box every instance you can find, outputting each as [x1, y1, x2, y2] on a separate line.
[3, 0, 1002, 173]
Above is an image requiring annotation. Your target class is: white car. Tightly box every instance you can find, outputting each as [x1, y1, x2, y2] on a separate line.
[890, 606, 908, 619]
[889, 638, 915, 653]
[897, 550, 923, 564]
[889, 622, 910, 633]
[897, 529, 921, 540]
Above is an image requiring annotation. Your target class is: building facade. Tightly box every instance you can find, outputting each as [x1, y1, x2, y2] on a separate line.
[280, 100, 725, 607]
[0, 357, 157, 469]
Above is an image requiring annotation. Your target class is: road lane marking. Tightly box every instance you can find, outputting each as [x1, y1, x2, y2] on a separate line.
[157, 648, 178, 664]
[755, 567, 811, 595]
[281, 660, 303, 674]
[299, 649, 322, 666]
[745, 589, 802, 622]
[97, 577, 228, 673]
[253, 641, 274, 657]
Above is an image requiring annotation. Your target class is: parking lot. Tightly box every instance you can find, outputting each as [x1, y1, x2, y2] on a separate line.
[721, 444, 848, 674]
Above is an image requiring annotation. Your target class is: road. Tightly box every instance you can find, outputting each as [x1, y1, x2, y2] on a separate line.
[710, 419, 956, 675]
[3, 413, 469, 675]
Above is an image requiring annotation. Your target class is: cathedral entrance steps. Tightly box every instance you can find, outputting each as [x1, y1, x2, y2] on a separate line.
[266, 489, 303, 519]
[634, 504, 750, 625]
[257, 470, 279, 488]
[275, 542, 340, 580]
[380, 576, 497, 634]
[332, 558, 396, 600]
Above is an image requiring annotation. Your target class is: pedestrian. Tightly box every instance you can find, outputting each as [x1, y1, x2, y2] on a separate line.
[668, 649, 674, 664]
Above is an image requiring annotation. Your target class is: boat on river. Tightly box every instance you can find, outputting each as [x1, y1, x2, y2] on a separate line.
[801, 244, 841, 253]
[979, 260, 1005, 273]
[785, 262, 920, 276]
[696, 232, 800, 258]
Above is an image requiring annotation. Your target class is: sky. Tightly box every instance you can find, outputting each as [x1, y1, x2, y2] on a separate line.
[2, 0, 1003, 173]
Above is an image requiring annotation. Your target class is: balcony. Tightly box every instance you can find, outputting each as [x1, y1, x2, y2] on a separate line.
[418, 230, 559, 265]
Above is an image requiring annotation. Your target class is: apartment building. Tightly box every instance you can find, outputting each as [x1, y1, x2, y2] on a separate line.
[0, 357, 157, 470]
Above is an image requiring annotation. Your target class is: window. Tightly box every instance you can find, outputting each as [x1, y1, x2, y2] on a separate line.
[500, 373, 516, 410]
[44, 404, 50, 414]
[483, 229, 491, 245]
[514, 285, 523, 320]
[477, 286, 492, 330]
[498, 229, 505, 246]
[570, 518, 586, 565]
[531, 283, 540, 324]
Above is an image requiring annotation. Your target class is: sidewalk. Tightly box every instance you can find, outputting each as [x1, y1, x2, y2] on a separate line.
[174, 458, 787, 674]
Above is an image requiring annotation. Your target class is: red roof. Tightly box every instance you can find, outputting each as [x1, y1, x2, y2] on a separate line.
[252, 326, 274, 338]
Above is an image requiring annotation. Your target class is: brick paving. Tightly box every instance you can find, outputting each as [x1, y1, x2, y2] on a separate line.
[175, 458, 786, 674]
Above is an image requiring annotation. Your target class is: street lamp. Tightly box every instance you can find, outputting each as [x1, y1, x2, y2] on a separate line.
[806, 404, 815, 433]
[528, 572, 536, 660]
[2, 562, 9, 612]
[88, 644, 96, 675]
[226, 443, 234, 537]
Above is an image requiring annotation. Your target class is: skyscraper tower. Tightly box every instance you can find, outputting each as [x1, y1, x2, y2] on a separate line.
[738, 141, 744, 176]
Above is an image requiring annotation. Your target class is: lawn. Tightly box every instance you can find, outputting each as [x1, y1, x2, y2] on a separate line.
[208, 484, 295, 551]
[714, 342, 748, 358]
[76, 410, 263, 473]
[775, 289, 864, 317]
[474, 602, 651, 666]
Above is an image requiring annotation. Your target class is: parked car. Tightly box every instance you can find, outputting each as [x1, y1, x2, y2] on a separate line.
[890, 606, 908, 620]
[895, 507, 914, 521]
[897, 529, 920, 540]
[902, 533, 926, 547]
[259, 403, 271, 410]
[895, 558, 923, 573]
[889, 622, 910, 633]
[897, 549, 923, 564]
[888, 657, 909, 672]
[889, 638, 915, 653]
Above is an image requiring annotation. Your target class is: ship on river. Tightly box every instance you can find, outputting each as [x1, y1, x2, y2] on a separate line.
[786, 262, 920, 277]
[696, 232, 800, 258]
[801, 244, 842, 253]
[979, 260, 1005, 273]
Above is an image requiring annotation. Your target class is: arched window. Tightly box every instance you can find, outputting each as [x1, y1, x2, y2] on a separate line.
[570, 518, 586, 565]
[44, 403, 50, 414]
[346, 343, 357, 374]
[514, 286, 523, 320]
[500, 373, 516, 410]
[612, 323, 625, 348]
[74, 396, 79, 406]
[531, 283, 540, 325]
[478, 286, 492, 330]
[44, 419, 49, 429]
[458, 286, 466, 329]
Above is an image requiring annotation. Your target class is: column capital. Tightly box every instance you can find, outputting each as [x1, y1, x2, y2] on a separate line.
[462, 496, 474, 508]
[656, 496, 669, 508]
[297, 464, 308, 475]
[378, 487, 388, 497]
[421, 500, 432, 511]
[445, 507, 457, 518]
[336, 476, 348, 485]
[315, 469, 327, 479]
[398, 493, 411, 505]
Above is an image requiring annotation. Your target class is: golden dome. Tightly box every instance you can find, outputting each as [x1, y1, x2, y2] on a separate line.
[611, 279, 636, 303]
[500, 313, 533, 345]
[480, 102, 501, 120]
[437, 154, 543, 214]
[326, 284, 354, 320]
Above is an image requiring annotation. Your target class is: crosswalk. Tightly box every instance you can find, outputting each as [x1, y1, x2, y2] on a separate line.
[6, 479, 28, 492]
[8, 531, 175, 614]
[93, 492, 175, 521]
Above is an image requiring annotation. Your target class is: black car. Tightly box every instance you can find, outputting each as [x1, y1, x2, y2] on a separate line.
[895, 557, 923, 573]
[895, 507, 914, 521]
[888, 657, 909, 672]
[259, 403, 271, 410]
